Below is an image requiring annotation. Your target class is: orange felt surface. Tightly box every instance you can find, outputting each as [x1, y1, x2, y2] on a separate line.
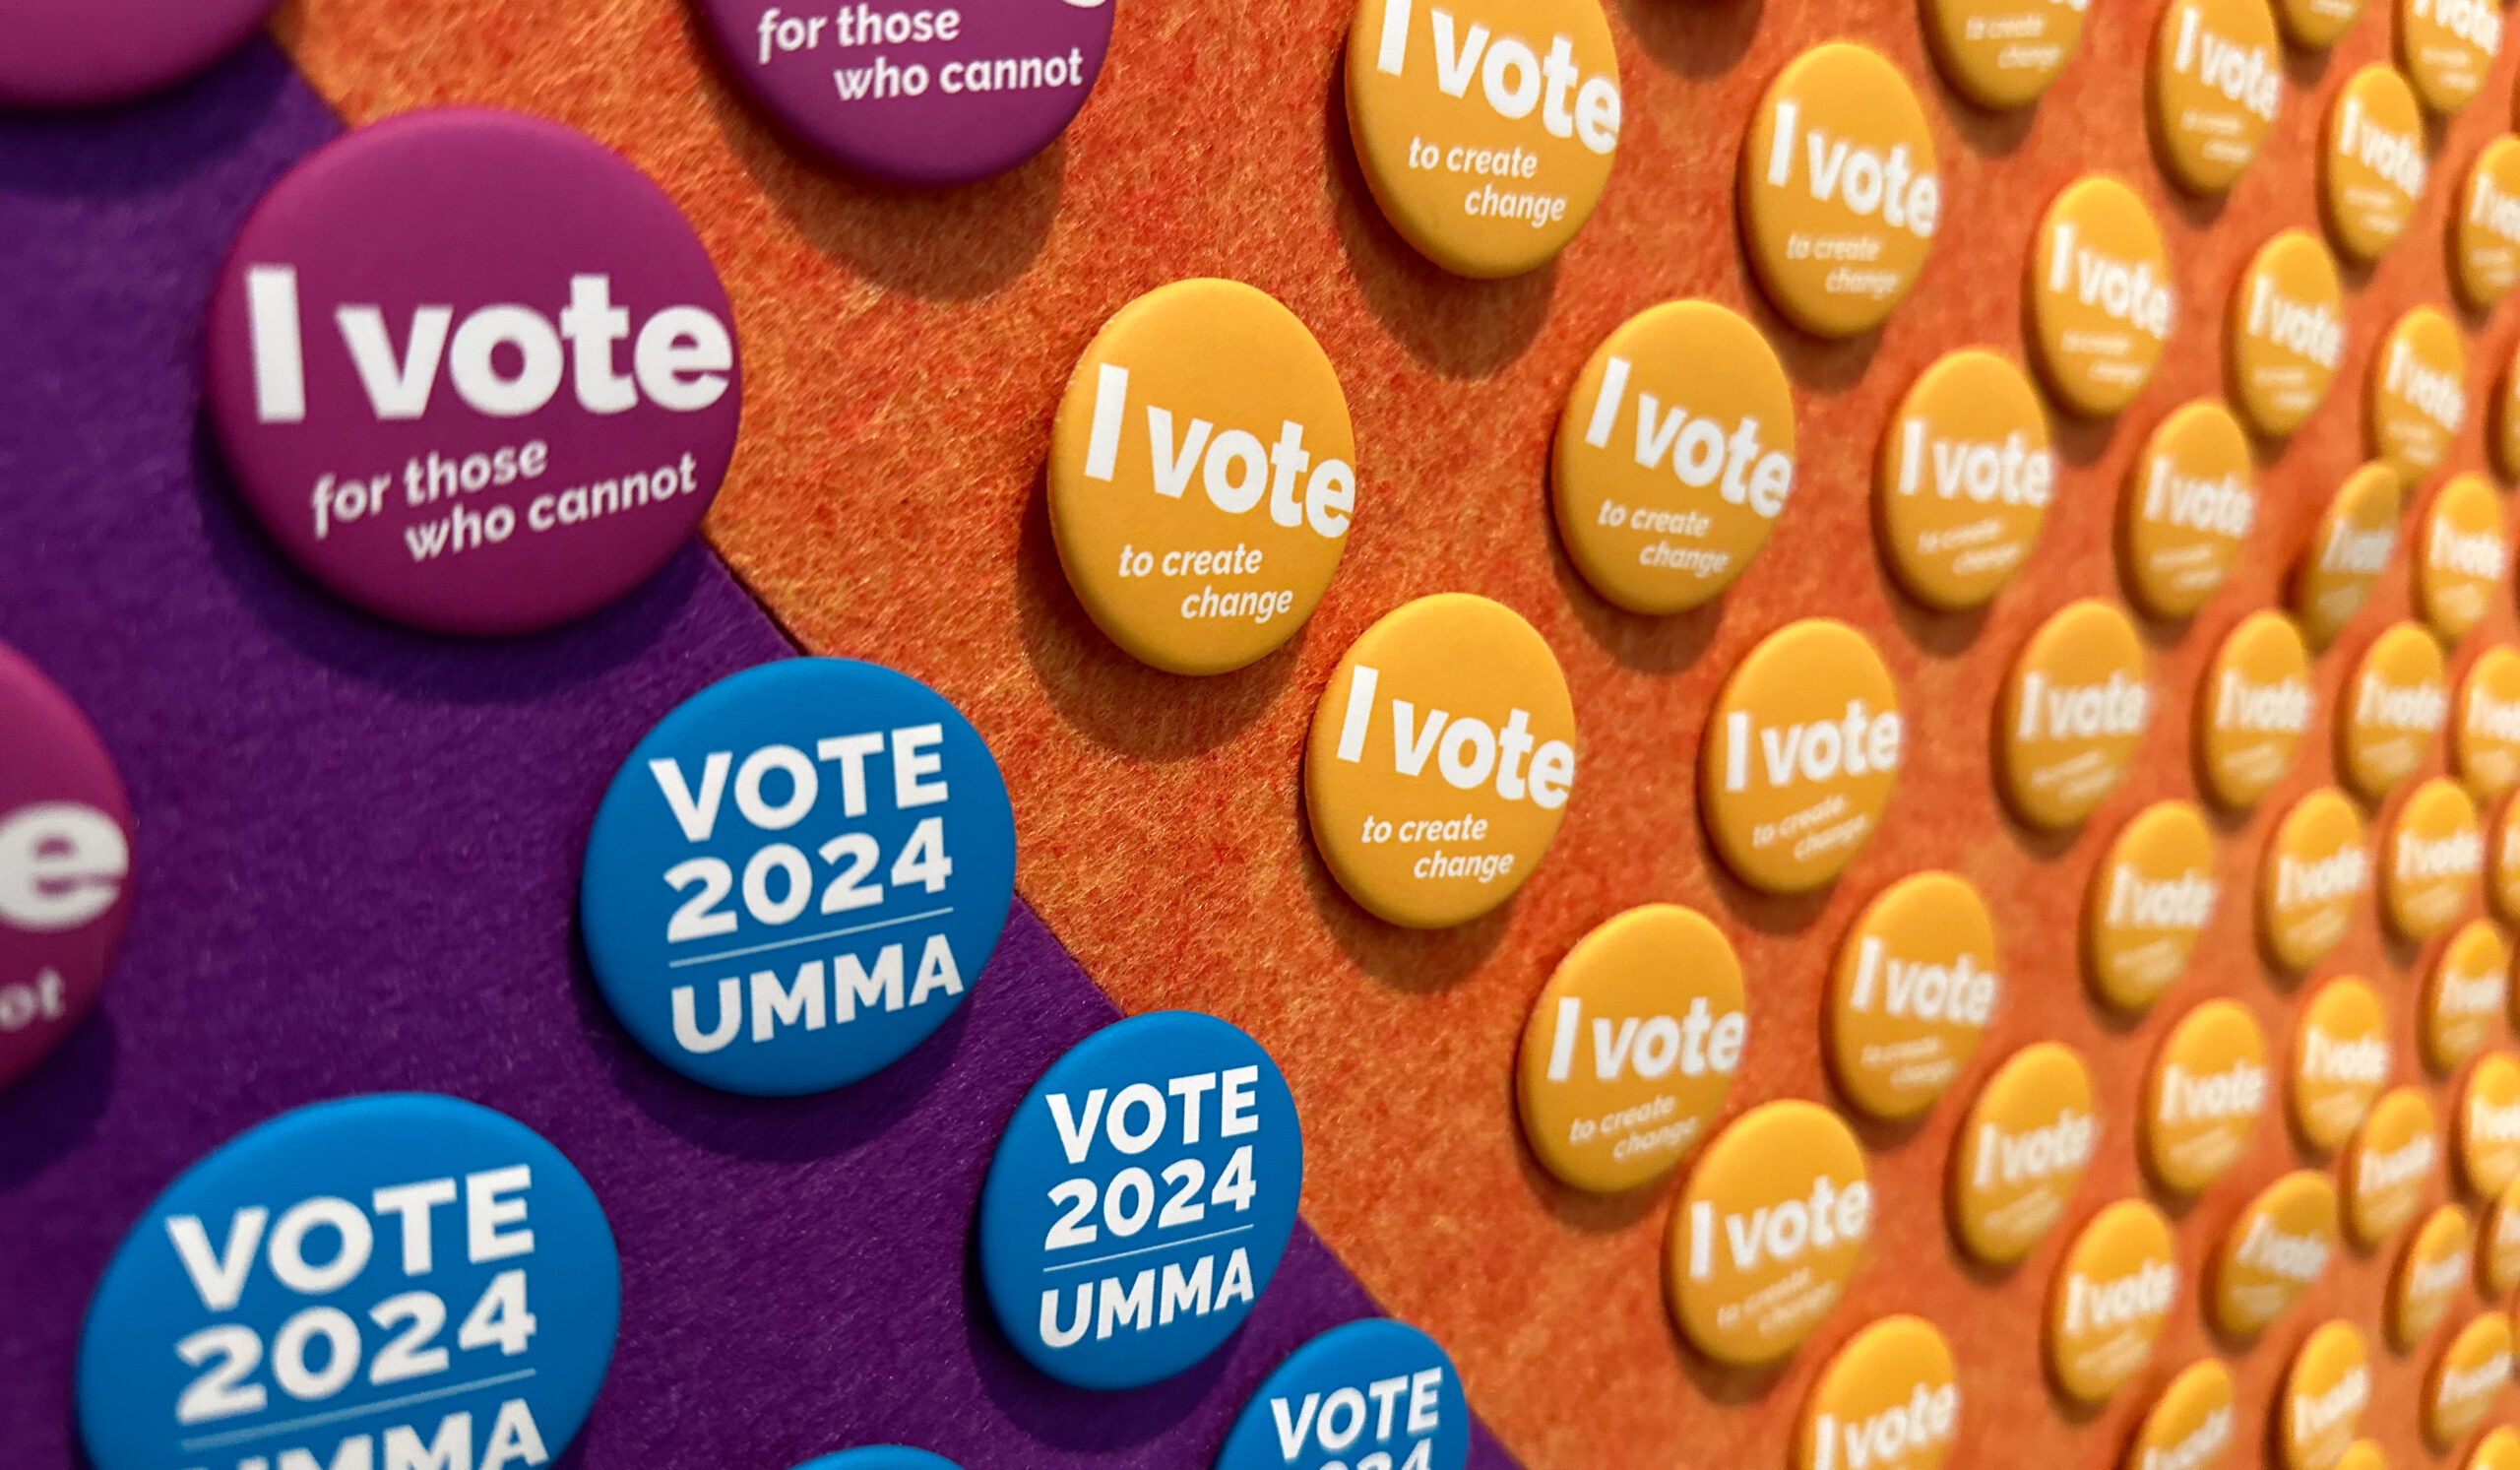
[282, 0, 2520, 1465]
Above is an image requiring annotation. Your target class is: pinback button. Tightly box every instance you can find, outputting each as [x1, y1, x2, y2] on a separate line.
[2456, 1053, 2520, 1196]
[977, 1011, 1302, 1390]
[2083, 800, 2219, 1014]
[2455, 139, 2520, 311]
[2291, 464, 2402, 650]
[2125, 1360, 2239, 1470]
[580, 658, 1016, 1097]
[1214, 1318, 1469, 1470]
[2047, 1198, 2177, 1405]
[1874, 349, 2054, 609]
[2276, 0, 2364, 44]
[1049, 280, 1357, 674]
[2152, 0, 2284, 194]
[2197, 611, 2312, 811]
[2120, 401, 2258, 620]
[2029, 176, 2175, 417]
[1553, 300, 1796, 614]
[1922, 0, 2085, 108]
[1700, 619, 1904, 892]
[2345, 1086, 2440, 1247]
[2496, 794, 2520, 925]
[2476, 1428, 2520, 1470]
[1344, 0, 1624, 278]
[2390, 1205, 2473, 1349]
[2501, 350, 2520, 482]
[0, 0, 278, 107]
[1826, 872, 1999, 1122]
[2294, 976, 2391, 1151]
[2230, 231, 2346, 434]
[2400, 0, 2498, 115]
[204, 109, 741, 637]
[2479, 1177, 2520, 1295]
[2209, 1170, 2338, 1337]
[2383, 777, 2482, 941]
[2426, 1312, 2513, 1447]
[2320, 67, 2427, 263]
[2340, 622, 2449, 802]
[2454, 647, 2520, 798]
[2367, 307, 2467, 481]
[695, 0, 1112, 186]
[2416, 476, 2508, 642]
[2141, 997, 2269, 1195]
[1948, 1042, 2097, 1267]
[2278, 1322, 2369, 1470]
[2259, 787, 2370, 972]
[2425, 922, 2507, 1073]
[1665, 1099, 1872, 1366]
[76, 1095, 620, 1470]
[0, 642, 134, 1089]
[792, 1451, 964, 1470]
[1996, 599, 2151, 831]
[1792, 1316, 1960, 1470]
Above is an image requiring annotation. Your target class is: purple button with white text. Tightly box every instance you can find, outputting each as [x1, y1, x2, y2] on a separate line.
[204, 108, 742, 637]
[697, 0, 1116, 186]
[0, 0, 278, 108]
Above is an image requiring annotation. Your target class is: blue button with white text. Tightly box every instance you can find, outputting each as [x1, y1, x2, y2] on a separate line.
[1217, 1318, 1469, 1470]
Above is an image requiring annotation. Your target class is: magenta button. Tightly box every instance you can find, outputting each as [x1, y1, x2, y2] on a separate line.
[205, 109, 742, 637]
[0, 0, 278, 109]
[697, 0, 1115, 186]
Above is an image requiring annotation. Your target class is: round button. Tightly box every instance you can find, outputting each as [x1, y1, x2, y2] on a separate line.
[2321, 66, 2429, 263]
[2491, 795, 2520, 925]
[2084, 799, 2220, 1013]
[2290, 464, 2402, 651]
[2367, 306, 2468, 480]
[1343, 0, 1624, 278]
[2346, 1086, 2441, 1247]
[1699, 619, 1905, 891]
[2028, 176, 2175, 416]
[2457, 1053, 2520, 1196]
[2391, 1204, 2474, 1349]
[2278, 1321, 2371, 1470]
[2259, 787, 2371, 972]
[2230, 230, 2348, 433]
[1552, 300, 1796, 614]
[2277, 0, 2366, 43]
[1738, 42, 1942, 339]
[2340, 621, 2450, 802]
[2125, 1360, 2239, 1470]
[1213, 1318, 1468, 1470]
[0, 0, 278, 107]
[1873, 349, 2055, 608]
[579, 658, 1017, 1097]
[2426, 1312, 2514, 1448]
[2455, 647, 2520, 798]
[1047, 280, 1358, 674]
[1791, 1316, 1960, 1470]
[1665, 1100, 1872, 1366]
[2416, 475, 2509, 643]
[2151, 0, 2285, 193]
[1996, 599, 2151, 831]
[693, 0, 1111, 186]
[2046, 1198, 2177, 1405]
[792, 1452, 962, 1470]
[204, 110, 741, 637]
[2382, 777, 2484, 941]
[2399, 0, 2500, 114]
[976, 1011, 1303, 1390]
[2479, 1177, 2520, 1296]
[2142, 997, 2270, 1194]
[2455, 138, 2520, 311]
[1825, 872, 1999, 1121]
[2210, 1170, 2338, 1337]
[2499, 349, 2520, 482]
[2294, 976, 2392, 1152]
[2431, 921, 2518, 1068]
[2197, 610, 2313, 810]
[1948, 1042, 2098, 1266]
[76, 1095, 620, 1470]
[2120, 400, 2258, 620]
[1515, 904, 1747, 1192]
[1922, 0, 2086, 107]
[1304, 594, 1577, 927]
[0, 642, 135, 1090]
[2473, 1427, 2520, 1470]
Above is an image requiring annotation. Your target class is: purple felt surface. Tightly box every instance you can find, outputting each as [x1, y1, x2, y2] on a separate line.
[0, 41, 1518, 1470]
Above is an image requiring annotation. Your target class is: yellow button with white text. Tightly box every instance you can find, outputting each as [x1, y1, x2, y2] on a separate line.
[2279, 1321, 2370, 1470]
[2126, 1360, 2240, 1470]
[2231, 229, 2347, 433]
[1700, 619, 1903, 892]
[1998, 599, 2151, 830]
[2492, 797, 2520, 925]
[2369, 307, 2468, 479]
[2085, 800, 2220, 1013]
[2341, 621, 2450, 801]
[2120, 401, 2258, 619]
[2347, 1086, 2441, 1246]
[1667, 1100, 1871, 1366]
[2046, 1198, 2177, 1404]
[2260, 787, 2371, 971]
[2399, 0, 2501, 115]
[2144, 997, 2270, 1194]
[2198, 610, 2312, 810]
[2478, 1177, 2520, 1296]
[2455, 647, 2520, 799]
[1949, 1042, 2097, 1266]
[2321, 65, 2429, 263]
[2278, 0, 2365, 44]
[2290, 464, 2402, 650]
[2456, 138, 2520, 311]
[2457, 1053, 2520, 1197]
[2426, 1312, 2514, 1448]
[2294, 976, 2392, 1152]
[2416, 475, 2508, 643]
[2426, 921, 2508, 1074]
[2392, 1204, 2475, 1349]
[2211, 1170, 2339, 1337]
[2029, 176, 2174, 416]
[1922, 0, 2084, 108]
[2385, 777, 2484, 940]
[1827, 872, 1998, 1121]
[2152, 0, 2284, 194]
[1793, 1315, 1960, 1470]
[1874, 349, 2054, 609]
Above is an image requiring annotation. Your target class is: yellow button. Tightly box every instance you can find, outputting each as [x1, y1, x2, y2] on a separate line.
[2029, 175, 2176, 417]
[2046, 1197, 2178, 1404]
[1515, 904, 1748, 1192]
[1827, 872, 1999, 1121]
[2211, 1169, 2340, 1337]
[1342, 0, 1622, 278]
[2120, 400, 2258, 619]
[2386, 777, 2485, 940]
[1552, 301, 1796, 613]
[2479, 1176, 2520, 1296]
[2340, 1441, 2387, 1470]
[1792, 1315, 1960, 1470]
[1948, 1042, 2097, 1266]
[2454, 138, 2520, 311]
[2295, 976, 2393, 1152]
[2493, 797, 2520, 925]
[1997, 599, 2151, 830]
[1921, 0, 2085, 108]
[2340, 621, 2450, 802]
[2472, 1427, 2520, 1470]
[2399, 0, 2501, 115]
[2347, 1086, 2442, 1246]
[2151, 0, 2284, 194]
[2126, 1360, 2240, 1470]
[2231, 229, 2348, 433]
[2260, 787, 2372, 971]
[1667, 1099, 1871, 1365]
[1047, 280, 1356, 675]
[2391, 1204, 2475, 1349]
[1738, 42, 1941, 340]
[1873, 348, 2054, 609]
[2417, 917, 2498, 1073]
[2085, 800, 2220, 1013]
[2417, 475, 2509, 643]
[1699, 619, 1904, 892]
[2500, 351, 2520, 483]
[2290, 464, 2403, 651]
[2198, 610, 2313, 810]
[2320, 66, 2429, 263]
[2426, 1311, 2514, 1448]
[2278, 1321, 2371, 1470]
[2368, 306, 2469, 480]
[1303, 594, 1577, 927]
[2143, 997, 2270, 1193]
[2276, 0, 2366, 45]
[2457, 648, 2520, 799]
[2458, 1053, 2520, 1197]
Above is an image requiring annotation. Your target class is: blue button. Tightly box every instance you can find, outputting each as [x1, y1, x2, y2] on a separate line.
[792, 1451, 964, 1470]
[1216, 1319, 1470, 1470]
[77, 1094, 621, 1470]
[977, 1011, 1304, 1390]
[581, 658, 1017, 1096]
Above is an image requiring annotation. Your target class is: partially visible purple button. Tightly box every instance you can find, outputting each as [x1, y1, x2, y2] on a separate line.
[0, 0, 278, 109]
[0, 641, 133, 1088]
[695, 0, 1115, 186]
[204, 109, 743, 637]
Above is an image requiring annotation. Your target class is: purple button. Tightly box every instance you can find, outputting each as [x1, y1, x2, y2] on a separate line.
[0, 642, 134, 1088]
[0, 0, 278, 108]
[695, 0, 1115, 186]
[204, 109, 743, 637]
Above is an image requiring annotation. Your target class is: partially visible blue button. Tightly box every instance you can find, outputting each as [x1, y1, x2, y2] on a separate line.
[792, 1450, 964, 1470]
[1216, 1318, 1471, 1470]
[76, 1094, 621, 1470]
[977, 1011, 1305, 1390]
[580, 658, 1017, 1096]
